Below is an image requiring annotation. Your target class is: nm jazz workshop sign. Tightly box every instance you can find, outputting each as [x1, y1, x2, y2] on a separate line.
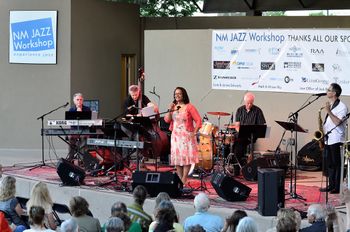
[9, 11, 57, 64]
[212, 29, 350, 95]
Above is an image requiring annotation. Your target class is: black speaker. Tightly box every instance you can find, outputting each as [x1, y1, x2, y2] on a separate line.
[211, 172, 251, 201]
[56, 158, 85, 186]
[132, 171, 183, 197]
[297, 140, 322, 171]
[258, 168, 285, 216]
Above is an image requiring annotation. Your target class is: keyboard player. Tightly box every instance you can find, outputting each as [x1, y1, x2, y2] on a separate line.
[67, 93, 91, 161]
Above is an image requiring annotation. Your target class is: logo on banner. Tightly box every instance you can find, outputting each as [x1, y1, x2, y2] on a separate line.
[268, 48, 281, 55]
[312, 63, 325, 72]
[287, 46, 303, 58]
[284, 76, 293, 83]
[232, 60, 254, 69]
[261, 62, 275, 70]
[310, 48, 324, 55]
[11, 17, 55, 51]
[213, 61, 230, 69]
[301, 77, 328, 84]
[332, 64, 342, 72]
[213, 75, 236, 80]
[284, 62, 301, 69]
[245, 48, 261, 54]
[335, 48, 350, 57]
[231, 49, 239, 55]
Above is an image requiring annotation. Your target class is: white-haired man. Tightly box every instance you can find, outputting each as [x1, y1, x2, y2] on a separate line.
[183, 193, 224, 232]
[300, 204, 326, 232]
[234, 92, 266, 176]
[124, 85, 158, 116]
[60, 218, 79, 232]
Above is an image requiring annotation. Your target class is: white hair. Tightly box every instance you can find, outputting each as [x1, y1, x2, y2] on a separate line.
[106, 217, 124, 232]
[244, 92, 255, 102]
[307, 204, 326, 220]
[236, 217, 258, 232]
[60, 218, 79, 232]
[72, 93, 83, 100]
[194, 193, 210, 213]
[128, 85, 139, 93]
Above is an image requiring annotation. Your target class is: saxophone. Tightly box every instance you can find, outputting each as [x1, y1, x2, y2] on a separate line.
[313, 107, 325, 149]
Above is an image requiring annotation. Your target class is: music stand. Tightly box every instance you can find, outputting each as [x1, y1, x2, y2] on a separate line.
[275, 120, 307, 202]
[238, 124, 267, 156]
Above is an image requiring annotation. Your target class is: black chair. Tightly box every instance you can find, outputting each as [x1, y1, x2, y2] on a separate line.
[52, 203, 72, 226]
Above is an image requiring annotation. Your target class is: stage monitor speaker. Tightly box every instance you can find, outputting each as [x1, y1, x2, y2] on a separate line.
[211, 172, 251, 201]
[132, 171, 183, 198]
[56, 158, 85, 186]
[297, 140, 322, 171]
[258, 168, 285, 216]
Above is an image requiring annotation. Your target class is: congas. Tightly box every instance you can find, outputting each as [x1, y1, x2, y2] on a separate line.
[196, 135, 215, 170]
[199, 122, 218, 137]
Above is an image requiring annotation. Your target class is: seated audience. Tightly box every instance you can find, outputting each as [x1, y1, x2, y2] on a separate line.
[235, 217, 257, 232]
[149, 200, 183, 232]
[26, 182, 56, 230]
[0, 176, 27, 232]
[187, 224, 205, 232]
[221, 209, 247, 232]
[154, 192, 171, 216]
[103, 201, 141, 232]
[127, 185, 152, 232]
[0, 210, 12, 232]
[183, 193, 224, 232]
[69, 196, 101, 232]
[300, 204, 326, 232]
[276, 217, 297, 232]
[105, 217, 124, 232]
[266, 208, 301, 232]
[60, 218, 79, 232]
[24, 206, 55, 232]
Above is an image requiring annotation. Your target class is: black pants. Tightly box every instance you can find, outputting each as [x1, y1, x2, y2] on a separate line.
[324, 143, 342, 191]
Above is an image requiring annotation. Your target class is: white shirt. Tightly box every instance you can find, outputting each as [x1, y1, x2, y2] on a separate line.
[323, 100, 348, 145]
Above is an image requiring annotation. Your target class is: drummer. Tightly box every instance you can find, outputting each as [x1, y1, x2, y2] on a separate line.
[124, 85, 158, 116]
[234, 92, 266, 175]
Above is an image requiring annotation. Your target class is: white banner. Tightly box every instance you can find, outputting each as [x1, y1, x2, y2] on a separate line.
[212, 29, 350, 95]
[9, 11, 57, 64]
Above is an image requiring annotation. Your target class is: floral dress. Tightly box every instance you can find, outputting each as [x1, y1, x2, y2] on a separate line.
[170, 110, 199, 166]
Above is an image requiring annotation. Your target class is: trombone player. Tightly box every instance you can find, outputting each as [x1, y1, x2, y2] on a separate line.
[320, 83, 348, 194]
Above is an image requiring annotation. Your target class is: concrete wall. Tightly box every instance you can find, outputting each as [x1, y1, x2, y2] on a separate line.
[143, 17, 350, 153]
[0, 0, 140, 161]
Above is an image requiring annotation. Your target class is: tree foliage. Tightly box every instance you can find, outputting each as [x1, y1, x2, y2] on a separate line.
[107, 0, 201, 17]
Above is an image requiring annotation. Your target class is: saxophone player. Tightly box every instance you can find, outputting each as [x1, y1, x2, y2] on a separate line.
[320, 83, 349, 194]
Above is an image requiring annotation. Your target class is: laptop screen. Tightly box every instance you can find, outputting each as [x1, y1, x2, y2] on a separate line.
[65, 111, 91, 120]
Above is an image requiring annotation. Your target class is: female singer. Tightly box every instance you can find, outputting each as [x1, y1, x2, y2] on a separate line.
[164, 87, 202, 185]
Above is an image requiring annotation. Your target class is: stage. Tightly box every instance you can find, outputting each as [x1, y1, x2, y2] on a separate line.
[0, 150, 345, 231]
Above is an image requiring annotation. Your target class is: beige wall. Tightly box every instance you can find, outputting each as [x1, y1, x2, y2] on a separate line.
[0, 0, 140, 158]
[144, 17, 350, 153]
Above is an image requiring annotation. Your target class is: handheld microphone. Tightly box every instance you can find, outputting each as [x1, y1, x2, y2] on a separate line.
[64, 102, 69, 107]
[230, 113, 234, 123]
[312, 92, 327, 96]
[204, 114, 208, 121]
[127, 105, 136, 110]
[177, 106, 181, 110]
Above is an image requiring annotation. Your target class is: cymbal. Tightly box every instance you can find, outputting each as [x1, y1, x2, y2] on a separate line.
[224, 124, 239, 129]
[207, 111, 230, 116]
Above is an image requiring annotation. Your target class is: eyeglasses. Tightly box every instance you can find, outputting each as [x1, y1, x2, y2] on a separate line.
[327, 88, 333, 92]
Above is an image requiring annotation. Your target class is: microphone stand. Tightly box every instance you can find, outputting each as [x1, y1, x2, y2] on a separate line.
[287, 95, 322, 202]
[30, 102, 69, 171]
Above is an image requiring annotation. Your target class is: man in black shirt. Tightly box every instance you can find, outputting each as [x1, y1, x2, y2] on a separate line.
[234, 92, 266, 175]
[124, 85, 158, 115]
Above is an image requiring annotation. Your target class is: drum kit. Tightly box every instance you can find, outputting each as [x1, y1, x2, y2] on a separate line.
[194, 111, 240, 176]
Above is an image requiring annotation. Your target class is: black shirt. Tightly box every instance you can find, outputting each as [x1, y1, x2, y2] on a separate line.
[123, 94, 151, 115]
[235, 105, 266, 125]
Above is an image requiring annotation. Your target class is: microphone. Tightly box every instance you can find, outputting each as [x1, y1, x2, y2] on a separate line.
[203, 114, 208, 121]
[177, 106, 181, 110]
[64, 102, 69, 107]
[312, 93, 327, 96]
[230, 113, 234, 123]
[127, 105, 136, 111]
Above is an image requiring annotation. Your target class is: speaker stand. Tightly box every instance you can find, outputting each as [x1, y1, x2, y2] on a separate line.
[191, 168, 210, 192]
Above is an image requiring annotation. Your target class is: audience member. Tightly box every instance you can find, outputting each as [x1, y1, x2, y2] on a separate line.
[235, 217, 258, 232]
[154, 192, 171, 215]
[149, 200, 183, 232]
[0, 164, 3, 178]
[127, 185, 152, 232]
[107, 201, 141, 232]
[0, 176, 27, 232]
[276, 217, 297, 232]
[0, 210, 12, 232]
[300, 204, 326, 232]
[69, 196, 101, 232]
[222, 209, 247, 232]
[110, 212, 131, 231]
[187, 224, 205, 232]
[339, 187, 350, 232]
[105, 217, 124, 232]
[24, 206, 55, 231]
[183, 193, 223, 232]
[60, 218, 79, 232]
[26, 182, 56, 230]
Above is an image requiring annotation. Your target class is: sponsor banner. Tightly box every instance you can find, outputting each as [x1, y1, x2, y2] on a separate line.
[9, 11, 57, 64]
[212, 29, 350, 95]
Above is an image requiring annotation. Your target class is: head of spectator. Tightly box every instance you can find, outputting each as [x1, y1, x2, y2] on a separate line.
[306, 204, 326, 224]
[0, 176, 16, 201]
[154, 200, 177, 225]
[69, 196, 90, 217]
[106, 217, 124, 232]
[129, 85, 141, 101]
[155, 192, 171, 210]
[26, 182, 53, 213]
[111, 211, 131, 231]
[276, 217, 297, 232]
[111, 201, 127, 215]
[60, 218, 79, 232]
[276, 208, 301, 231]
[132, 185, 148, 206]
[236, 217, 258, 232]
[224, 209, 247, 232]
[194, 193, 210, 213]
[188, 224, 206, 232]
[28, 206, 46, 227]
